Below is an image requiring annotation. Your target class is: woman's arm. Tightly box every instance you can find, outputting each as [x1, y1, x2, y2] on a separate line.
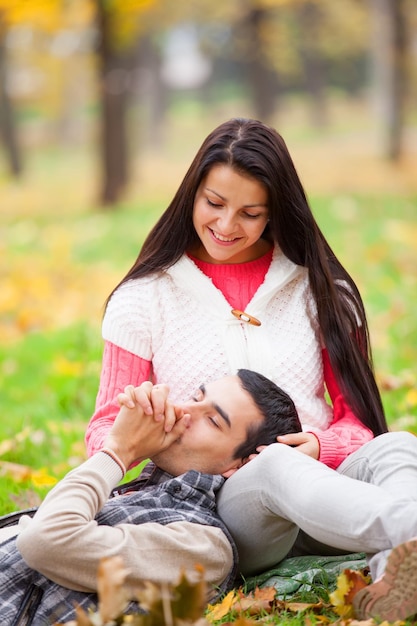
[85, 341, 152, 456]
[277, 349, 373, 469]
[315, 348, 373, 469]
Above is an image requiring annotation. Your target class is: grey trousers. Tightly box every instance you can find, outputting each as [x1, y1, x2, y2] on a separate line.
[217, 431, 417, 580]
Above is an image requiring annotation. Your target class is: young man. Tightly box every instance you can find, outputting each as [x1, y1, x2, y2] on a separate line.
[0, 369, 301, 626]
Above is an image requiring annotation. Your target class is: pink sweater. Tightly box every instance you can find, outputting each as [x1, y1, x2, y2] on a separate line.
[86, 252, 373, 468]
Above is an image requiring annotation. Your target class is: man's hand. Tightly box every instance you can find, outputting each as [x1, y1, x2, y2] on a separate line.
[103, 383, 190, 469]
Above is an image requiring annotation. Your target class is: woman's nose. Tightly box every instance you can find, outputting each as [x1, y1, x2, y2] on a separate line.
[217, 210, 237, 234]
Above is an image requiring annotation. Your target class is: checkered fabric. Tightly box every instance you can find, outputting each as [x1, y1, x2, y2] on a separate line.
[0, 464, 238, 626]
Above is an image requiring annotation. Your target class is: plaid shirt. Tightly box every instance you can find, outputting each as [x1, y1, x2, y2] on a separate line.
[0, 463, 238, 626]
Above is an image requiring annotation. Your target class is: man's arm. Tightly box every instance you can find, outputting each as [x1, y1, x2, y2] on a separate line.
[16, 452, 233, 592]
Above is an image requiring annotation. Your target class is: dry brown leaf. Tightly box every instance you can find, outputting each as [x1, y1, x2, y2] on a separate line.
[9, 489, 42, 509]
[134, 579, 165, 613]
[97, 555, 130, 622]
[171, 568, 207, 621]
[284, 600, 324, 613]
[219, 618, 259, 626]
[207, 586, 277, 621]
[133, 565, 207, 625]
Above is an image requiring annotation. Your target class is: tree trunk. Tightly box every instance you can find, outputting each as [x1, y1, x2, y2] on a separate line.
[298, 1, 328, 128]
[0, 32, 22, 177]
[369, 0, 408, 160]
[386, 0, 407, 160]
[96, 1, 131, 207]
[241, 7, 278, 122]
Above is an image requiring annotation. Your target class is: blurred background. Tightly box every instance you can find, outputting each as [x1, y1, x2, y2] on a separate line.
[0, 0, 416, 203]
[0, 0, 416, 511]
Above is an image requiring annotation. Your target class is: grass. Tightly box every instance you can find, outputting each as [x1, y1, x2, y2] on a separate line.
[0, 100, 416, 623]
[1, 187, 416, 511]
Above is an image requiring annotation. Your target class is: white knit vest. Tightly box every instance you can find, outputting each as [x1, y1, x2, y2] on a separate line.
[102, 248, 333, 432]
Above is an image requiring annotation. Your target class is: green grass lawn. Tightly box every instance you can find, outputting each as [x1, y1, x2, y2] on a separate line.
[1, 190, 416, 515]
[0, 114, 416, 624]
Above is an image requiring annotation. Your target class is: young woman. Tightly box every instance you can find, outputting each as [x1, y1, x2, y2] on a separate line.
[86, 118, 417, 622]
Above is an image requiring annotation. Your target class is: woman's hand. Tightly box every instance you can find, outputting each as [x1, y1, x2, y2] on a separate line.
[117, 382, 176, 432]
[246, 432, 320, 464]
[106, 384, 190, 467]
[276, 432, 320, 460]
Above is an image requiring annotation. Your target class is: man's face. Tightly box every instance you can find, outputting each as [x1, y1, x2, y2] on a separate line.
[151, 375, 263, 477]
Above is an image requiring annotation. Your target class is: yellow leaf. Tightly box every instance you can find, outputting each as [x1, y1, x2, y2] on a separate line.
[206, 589, 239, 621]
[406, 388, 417, 408]
[329, 569, 369, 618]
[53, 356, 83, 377]
[31, 468, 58, 488]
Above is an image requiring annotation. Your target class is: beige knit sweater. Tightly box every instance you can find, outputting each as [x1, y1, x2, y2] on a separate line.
[11, 453, 232, 592]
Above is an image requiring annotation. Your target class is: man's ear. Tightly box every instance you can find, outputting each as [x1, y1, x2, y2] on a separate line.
[221, 457, 249, 478]
[221, 467, 239, 478]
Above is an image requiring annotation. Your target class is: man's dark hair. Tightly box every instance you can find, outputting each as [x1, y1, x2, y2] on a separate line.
[232, 369, 302, 460]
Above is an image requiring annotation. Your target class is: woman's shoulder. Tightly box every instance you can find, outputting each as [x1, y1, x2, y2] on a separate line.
[110, 273, 163, 299]
[104, 274, 165, 321]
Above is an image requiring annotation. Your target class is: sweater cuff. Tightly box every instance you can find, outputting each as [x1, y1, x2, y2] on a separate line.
[91, 451, 125, 485]
[315, 431, 343, 470]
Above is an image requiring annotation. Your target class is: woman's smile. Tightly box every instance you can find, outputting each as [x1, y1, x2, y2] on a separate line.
[191, 164, 270, 264]
[208, 227, 242, 244]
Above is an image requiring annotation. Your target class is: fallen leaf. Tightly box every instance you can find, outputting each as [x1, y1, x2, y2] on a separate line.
[207, 586, 277, 620]
[0, 427, 32, 456]
[406, 388, 417, 408]
[284, 600, 324, 613]
[329, 569, 369, 618]
[206, 590, 239, 621]
[98, 555, 130, 622]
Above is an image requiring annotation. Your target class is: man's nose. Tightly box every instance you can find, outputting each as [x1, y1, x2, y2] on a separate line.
[180, 402, 201, 421]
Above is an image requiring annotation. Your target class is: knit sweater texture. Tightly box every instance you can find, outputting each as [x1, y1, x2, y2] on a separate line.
[87, 246, 373, 467]
[0, 454, 235, 625]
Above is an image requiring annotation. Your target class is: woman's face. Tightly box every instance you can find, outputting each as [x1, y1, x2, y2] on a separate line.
[191, 164, 270, 264]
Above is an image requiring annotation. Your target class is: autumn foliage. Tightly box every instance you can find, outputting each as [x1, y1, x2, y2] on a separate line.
[53, 556, 378, 626]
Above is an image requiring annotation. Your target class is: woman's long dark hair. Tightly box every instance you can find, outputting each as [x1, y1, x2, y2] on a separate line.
[107, 118, 388, 436]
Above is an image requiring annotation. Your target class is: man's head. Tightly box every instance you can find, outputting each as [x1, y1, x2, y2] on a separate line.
[151, 369, 301, 478]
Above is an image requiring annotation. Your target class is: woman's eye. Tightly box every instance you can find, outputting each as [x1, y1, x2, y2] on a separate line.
[243, 212, 262, 219]
[207, 198, 222, 208]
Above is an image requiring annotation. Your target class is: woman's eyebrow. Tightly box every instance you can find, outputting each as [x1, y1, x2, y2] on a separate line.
[199, 384, 231, 428]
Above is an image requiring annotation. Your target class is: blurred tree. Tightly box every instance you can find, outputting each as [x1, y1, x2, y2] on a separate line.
[0, 11, 21, 177]
[0, 0, 84, 177]
[297, 0, 327, 127]
[369, 0, 410, 160]
[93, 0, 236, 206]
[235, 4, 279, 122]
[93, 0, 173, 206]
[200, 0, 370, 126]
